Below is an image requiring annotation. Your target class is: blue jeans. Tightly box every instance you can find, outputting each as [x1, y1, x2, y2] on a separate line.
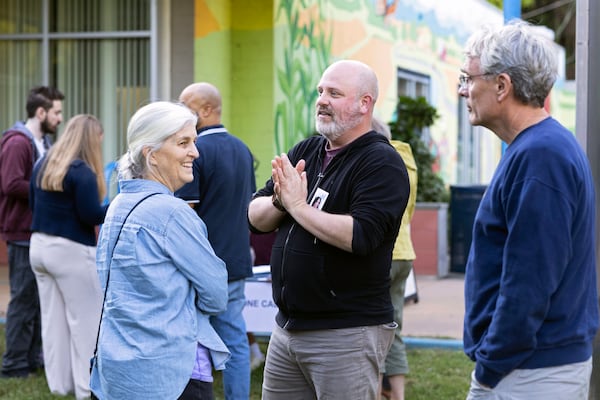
[210, 279, 250, 400]
[1, 243, 42, 375]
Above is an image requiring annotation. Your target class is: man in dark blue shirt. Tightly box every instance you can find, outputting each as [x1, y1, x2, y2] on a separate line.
[460, 21, 598, 399]
[176, 82, 256, 400]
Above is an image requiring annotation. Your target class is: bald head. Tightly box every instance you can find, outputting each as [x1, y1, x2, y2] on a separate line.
[179, 82, 222, 128]
[322, 60, 379, 104]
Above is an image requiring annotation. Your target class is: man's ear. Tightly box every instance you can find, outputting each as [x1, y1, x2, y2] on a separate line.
[200, 105, 212, 118]
[360, 94, 374, 113]
[35, 106, 46, 120]
[496, 73, 512, 102]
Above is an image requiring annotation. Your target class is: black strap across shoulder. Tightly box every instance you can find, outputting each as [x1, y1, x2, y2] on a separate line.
[92, 192, 159, 360]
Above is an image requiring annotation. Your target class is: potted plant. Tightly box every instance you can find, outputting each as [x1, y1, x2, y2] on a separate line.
[389, 96, 449, 277]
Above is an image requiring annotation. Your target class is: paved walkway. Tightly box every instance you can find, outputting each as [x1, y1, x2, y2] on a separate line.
[403, 274, 464, 340]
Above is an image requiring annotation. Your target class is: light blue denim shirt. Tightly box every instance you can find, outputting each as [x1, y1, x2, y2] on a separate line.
[90, 179, 230, 399]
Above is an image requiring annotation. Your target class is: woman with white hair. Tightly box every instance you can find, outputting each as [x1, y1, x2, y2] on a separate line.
[90, 101, 229, 400]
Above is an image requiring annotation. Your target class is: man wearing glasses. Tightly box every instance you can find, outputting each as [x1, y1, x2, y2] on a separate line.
[460, 21, 598, 400]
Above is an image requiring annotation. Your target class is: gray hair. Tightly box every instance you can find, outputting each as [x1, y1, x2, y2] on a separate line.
[464, 20, 557, 108]
[372, 117, 391, 141]
[118, 101, 197, 179]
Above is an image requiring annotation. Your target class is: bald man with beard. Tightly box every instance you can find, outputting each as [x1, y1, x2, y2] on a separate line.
[248, 60, 410, 400]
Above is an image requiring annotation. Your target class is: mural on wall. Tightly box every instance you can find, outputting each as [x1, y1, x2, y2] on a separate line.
[272, 0, 573, 186]
[387, 0, 497, 184]
[274, 0, 332, 154]
[191, 0, 574, 186]
[273, 0, 473, 183]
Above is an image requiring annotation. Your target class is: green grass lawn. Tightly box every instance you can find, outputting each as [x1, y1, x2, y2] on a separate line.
[0, 326, 473, 399]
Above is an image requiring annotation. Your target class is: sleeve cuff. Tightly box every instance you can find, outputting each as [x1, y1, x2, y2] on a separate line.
[475, 362, 504, 389]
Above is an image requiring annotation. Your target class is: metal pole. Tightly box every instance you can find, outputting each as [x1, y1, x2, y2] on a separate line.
[150, 0, 158, 101]
[503, 0, 521, 22]
[576, 0, 600, 398]
[502, 0, 521, 155]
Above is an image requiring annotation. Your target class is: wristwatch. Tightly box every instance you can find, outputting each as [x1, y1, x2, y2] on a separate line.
[272, 193, 286, 212]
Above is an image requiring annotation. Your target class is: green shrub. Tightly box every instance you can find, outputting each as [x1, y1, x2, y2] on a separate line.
[389, 96, 449, 203]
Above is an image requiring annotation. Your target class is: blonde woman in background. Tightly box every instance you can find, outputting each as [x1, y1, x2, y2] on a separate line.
[29, 114, 108, 399]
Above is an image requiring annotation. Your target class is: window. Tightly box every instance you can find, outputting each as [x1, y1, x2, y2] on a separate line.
[457, 96, 482, 184]
[397, 67, 433, 144]
[397, 68, 430, 99]
[0, 0, 155, 164]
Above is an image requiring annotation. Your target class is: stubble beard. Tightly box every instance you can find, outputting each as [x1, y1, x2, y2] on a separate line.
[315, 108, 362, 142]
[41, 117, 58, 135]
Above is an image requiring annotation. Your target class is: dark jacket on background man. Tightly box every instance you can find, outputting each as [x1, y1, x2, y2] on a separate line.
[176, 124, 256, 282]
[0, 122, 51, 242]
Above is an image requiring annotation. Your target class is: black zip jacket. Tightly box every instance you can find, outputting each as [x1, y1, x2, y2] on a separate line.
[251, 131, 409, 330]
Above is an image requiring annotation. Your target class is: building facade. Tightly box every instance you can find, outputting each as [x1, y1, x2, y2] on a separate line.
[0, 0, 575, 189]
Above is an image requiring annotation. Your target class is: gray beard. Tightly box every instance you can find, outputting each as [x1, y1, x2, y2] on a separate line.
[315, 112, 362, 142]
[316, 120, 344, 141]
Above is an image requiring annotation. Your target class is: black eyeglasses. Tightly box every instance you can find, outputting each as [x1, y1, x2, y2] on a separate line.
[458, 73, 493, 90]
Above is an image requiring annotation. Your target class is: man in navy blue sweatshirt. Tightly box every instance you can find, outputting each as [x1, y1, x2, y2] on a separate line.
[460, 21, 598, 399]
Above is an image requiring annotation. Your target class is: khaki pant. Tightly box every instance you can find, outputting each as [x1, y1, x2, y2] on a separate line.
[262, 322, 396, 400]
[30, 233, 102, 400]
[467, 357, 593, 400]
[384, 259, 412, 376]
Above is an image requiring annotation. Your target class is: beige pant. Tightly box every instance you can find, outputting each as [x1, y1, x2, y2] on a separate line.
[467, 357, 593, 400]
[30, 233, 102, 400]
[263, 322, 396, 400]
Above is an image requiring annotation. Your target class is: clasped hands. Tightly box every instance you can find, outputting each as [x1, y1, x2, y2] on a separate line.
[272, 154, 307, 214]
